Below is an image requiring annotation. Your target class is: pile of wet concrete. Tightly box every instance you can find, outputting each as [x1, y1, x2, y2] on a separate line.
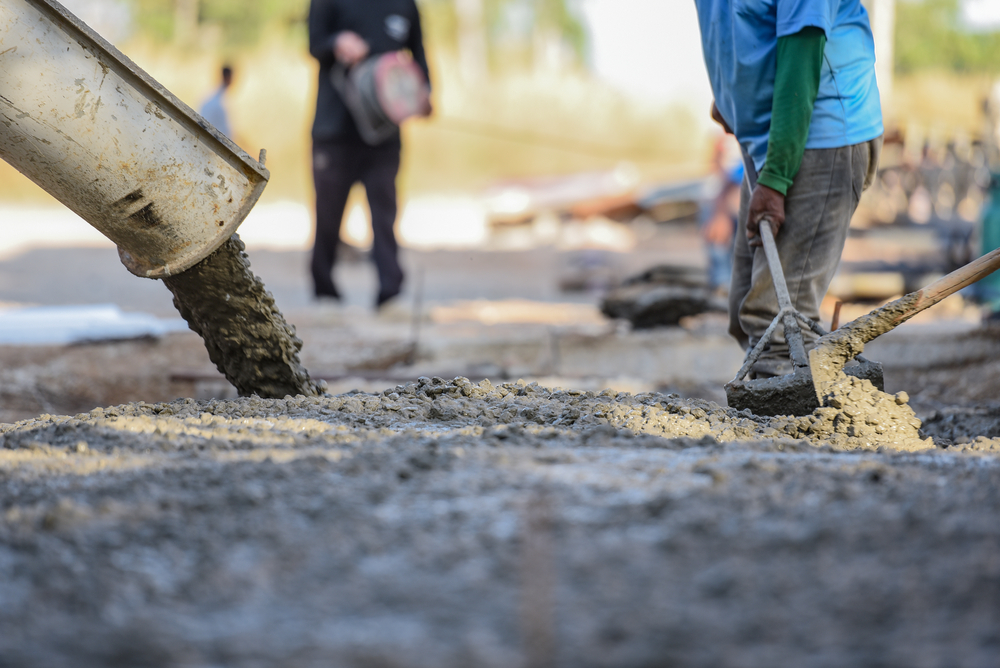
[1, 378, 998, 666]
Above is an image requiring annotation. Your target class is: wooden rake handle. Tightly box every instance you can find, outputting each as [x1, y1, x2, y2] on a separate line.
[811, 245, 1000, 393]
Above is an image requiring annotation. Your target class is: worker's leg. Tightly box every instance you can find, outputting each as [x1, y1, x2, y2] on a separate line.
[736, 138, 880, 375]
[311, 141, 358, 299]
[361, 144, 404, 306]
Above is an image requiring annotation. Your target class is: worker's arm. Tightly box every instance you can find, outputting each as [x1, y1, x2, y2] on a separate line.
[747, 26, 826, 245]
[407, 2, 432, 116]
[308, 0, 340, 66]
[408, 4, 431, 88]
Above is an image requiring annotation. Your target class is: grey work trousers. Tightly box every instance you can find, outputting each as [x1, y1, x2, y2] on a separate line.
[729, 137, 883, 375]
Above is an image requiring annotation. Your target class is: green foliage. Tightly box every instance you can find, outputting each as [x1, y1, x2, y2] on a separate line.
[895, 0, 1000, 74]
[418, 0, 459, 51]
[478, 0, 587, 71]
[127, 0, 174, 42]
[200, 0, 309, 46]
[123, 0, 309, 47]
[533, 0, 586, 56]
[120, 0, 585, 60]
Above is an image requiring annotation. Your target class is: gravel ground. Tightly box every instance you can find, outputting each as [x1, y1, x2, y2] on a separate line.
[1, 379, 999, 667]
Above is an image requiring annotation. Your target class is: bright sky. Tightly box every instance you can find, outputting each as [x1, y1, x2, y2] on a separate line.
[580, 0, 714, 111]
[582, 0, 1000, 105]
[962, 0, 1000, 31]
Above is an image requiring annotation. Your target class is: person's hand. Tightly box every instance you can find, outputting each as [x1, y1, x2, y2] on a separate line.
[746, 184, 785, 247]
[710, 101, 733, 135]
[418, 96, 433, 118]
[334, 31, 369, 66]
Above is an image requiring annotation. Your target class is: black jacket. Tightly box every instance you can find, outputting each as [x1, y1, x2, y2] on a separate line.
[308, 0, 430, 145]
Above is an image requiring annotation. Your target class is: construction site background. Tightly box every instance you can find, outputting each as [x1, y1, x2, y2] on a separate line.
[0, 0, 998, 212]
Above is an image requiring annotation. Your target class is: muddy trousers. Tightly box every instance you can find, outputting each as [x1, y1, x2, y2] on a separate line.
[311, 141, 403, 301]
[729, 137, 882, 375]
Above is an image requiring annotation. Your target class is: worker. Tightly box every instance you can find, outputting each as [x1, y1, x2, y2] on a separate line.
[701, 149, 743, 295]
[979, 81, 1000, 323]
[693, 0, 883, 377]
[199, 65, 233, 139]
[307, 0, 430, 309]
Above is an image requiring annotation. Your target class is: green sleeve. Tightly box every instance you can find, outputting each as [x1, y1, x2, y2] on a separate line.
[757, 27, 827, 196]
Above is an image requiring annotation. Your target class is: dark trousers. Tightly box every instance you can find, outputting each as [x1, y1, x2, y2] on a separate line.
[311, 140, 403, 300]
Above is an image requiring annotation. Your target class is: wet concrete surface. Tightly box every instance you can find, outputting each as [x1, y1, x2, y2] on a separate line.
[0, 237, 998, 664]
[0, 381, 998, 666]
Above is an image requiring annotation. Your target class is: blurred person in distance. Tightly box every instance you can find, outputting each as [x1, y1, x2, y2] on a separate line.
[199, 65, 233, 139]
[694, 0, 883, 377]
[307, 0, 431, 310]
[978, 81, 1000, 323]
[701, 136, 743, 295]
[702, 164, 743, 296]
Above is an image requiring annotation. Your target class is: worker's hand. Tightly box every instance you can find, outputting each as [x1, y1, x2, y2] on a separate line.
[746, 184, 785, 247]
[418, 96, 433, 118]
[334, 31, 369, 66]
[710, 101, 733, 135]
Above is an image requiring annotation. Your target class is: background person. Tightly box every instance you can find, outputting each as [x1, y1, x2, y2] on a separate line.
[700, 137, 743, 294]
[199, 65, 233, 139]
[694, 0, 883, 377]
[977, 81, 1000, 323]
[307, 0, 430, 309]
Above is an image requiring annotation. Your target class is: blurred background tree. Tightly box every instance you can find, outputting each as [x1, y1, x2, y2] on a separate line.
[896, 0, 1000, 75]
[115, 0, 1000, 78]
[124, 0, 310, 47]
[8, 0, 998, 205]
[122, 0, 586, 70]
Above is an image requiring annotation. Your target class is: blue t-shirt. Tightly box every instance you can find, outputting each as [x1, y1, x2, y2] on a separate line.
[694, 0, 883, 172]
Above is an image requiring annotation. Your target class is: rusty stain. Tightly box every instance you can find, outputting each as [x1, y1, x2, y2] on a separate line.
[73, 90, 89, 118]
[143, 101, 165, 120]
[0, 46, 17, 57]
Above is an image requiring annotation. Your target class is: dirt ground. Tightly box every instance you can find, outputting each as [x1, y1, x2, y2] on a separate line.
[1, 236, 999, 666]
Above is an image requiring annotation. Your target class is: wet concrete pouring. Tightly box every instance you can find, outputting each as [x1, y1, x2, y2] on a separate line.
[1, 243, 999, 666]
[163, 235, 320, 399]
